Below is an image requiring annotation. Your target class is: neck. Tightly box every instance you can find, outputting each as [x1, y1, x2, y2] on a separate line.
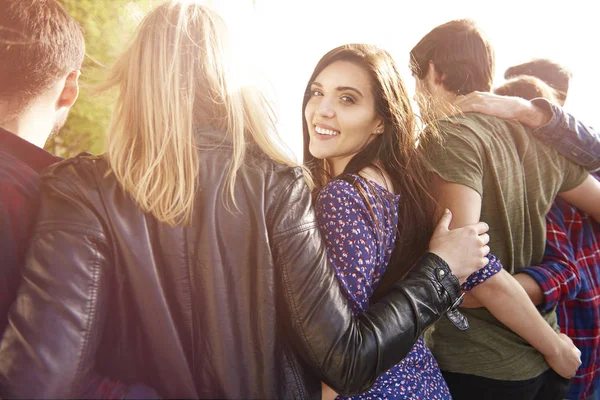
[327, 157, 350, 178]
[0, 118, 48, 149]
[0, 103, 53, 149]
[431, 89, 460, 119]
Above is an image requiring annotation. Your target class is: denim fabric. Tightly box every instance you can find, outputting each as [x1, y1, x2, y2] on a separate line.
[531, 98, 600, 171]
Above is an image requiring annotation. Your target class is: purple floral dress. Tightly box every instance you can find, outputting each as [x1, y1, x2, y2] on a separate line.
[315, 175, 452, 400]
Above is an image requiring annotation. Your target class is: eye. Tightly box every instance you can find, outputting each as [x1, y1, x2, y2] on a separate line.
[310, 89, 323, 97]
[340, 95, 355, 104]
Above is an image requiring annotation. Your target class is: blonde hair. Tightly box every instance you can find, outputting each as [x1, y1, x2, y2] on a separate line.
[103, 1, 302, 226]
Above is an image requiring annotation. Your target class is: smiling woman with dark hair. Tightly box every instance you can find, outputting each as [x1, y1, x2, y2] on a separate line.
[302, 43, 481, 400]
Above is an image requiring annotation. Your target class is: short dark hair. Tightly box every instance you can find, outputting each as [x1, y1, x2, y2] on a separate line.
[494, 75, 560, 103]
[410, 19, 495, 94]
[504, 59, 571, 104]
[0, 0, 85, 113]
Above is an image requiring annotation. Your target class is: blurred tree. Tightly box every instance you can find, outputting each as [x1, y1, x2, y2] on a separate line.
[46, 0, 158, 157]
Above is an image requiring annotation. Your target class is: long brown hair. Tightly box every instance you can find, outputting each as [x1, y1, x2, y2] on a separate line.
[302, 44, 437, 301]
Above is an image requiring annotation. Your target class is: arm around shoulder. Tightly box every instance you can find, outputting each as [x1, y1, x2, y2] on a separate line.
[269, 174, 460, 395]
[531, 98, 600, 172]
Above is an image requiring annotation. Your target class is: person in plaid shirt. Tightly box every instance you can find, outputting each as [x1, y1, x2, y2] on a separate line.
[456, 91, 600, 400]
[0, 1, 155, 397]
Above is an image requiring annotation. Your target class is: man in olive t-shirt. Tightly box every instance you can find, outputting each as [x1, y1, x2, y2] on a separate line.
[409, 19, 596, 400]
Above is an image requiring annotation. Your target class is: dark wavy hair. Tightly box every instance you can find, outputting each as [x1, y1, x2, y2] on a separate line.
[302, 44, 438, 301]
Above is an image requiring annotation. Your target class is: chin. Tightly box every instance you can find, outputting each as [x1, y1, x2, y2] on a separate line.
[308, 143, 329, 161]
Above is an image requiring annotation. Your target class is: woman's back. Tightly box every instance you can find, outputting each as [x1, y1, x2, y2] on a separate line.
[68, 131, 322, 398]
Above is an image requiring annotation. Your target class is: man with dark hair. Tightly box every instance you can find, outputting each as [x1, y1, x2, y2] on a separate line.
[0, 0, 84, 329]
[0, 1, 156, 397]
[504, 58, 572, 105]
[410, 19, 600, 399]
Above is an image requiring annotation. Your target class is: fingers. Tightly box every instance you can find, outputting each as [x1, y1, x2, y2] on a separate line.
[479, 257, 489, 268]
[479, 233, 490, 246]
[471, 221, 489, 235]
[481, 245, 490, 258]
[433, 209, 452, 234]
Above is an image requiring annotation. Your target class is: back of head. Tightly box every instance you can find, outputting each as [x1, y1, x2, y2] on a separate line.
[494, 75, 560, 104]
[105, 0, 296, 226]
[504, 58, 570, 105]
[410, 19, 495, 95]
[0, 0, 85, 121]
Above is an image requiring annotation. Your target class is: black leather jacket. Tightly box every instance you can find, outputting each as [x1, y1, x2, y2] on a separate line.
[0, 130, 462, 399]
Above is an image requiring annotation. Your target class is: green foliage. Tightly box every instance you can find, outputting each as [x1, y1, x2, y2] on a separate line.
[46, 0, 159, 157]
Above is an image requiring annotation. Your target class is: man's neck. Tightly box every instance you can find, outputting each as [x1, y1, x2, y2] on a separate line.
[0, 117, 48, 149]
[432, 90, 460, 120]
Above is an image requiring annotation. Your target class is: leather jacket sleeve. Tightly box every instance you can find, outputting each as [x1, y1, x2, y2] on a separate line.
[270, 174, 461, 396]
[0, 162, 120, 399]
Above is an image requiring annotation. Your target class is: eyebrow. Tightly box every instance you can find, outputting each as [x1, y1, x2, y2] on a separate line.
[310, 81, 364, 98]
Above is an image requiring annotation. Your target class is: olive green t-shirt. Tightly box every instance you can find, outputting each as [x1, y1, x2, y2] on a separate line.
[423, 112, 588, 380]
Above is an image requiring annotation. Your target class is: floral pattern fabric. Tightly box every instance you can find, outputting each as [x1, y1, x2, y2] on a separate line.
[316, 175, 452, 400]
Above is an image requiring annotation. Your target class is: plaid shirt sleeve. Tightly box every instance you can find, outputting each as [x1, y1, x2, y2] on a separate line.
[520, 205, 581, 313]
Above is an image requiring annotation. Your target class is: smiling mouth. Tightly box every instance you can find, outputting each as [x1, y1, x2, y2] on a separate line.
[314, 125, 340, 136]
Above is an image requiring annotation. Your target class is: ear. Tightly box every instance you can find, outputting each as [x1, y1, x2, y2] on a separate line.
[373, 119, 385, 135]
[428, 61, 446, 86]
[57, 70, 81, 109]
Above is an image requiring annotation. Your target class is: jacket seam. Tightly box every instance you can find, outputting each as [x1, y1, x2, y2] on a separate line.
[272, 220, 318, 239]
[35, 221, 105, 239]
[395, 284, 421, 344]
[283, 346, 307, 399]
[183, 233, 196, 378]
[71, 238, 102, 395]
[268, 174, 304, 229]
[275, 239, 327, 385]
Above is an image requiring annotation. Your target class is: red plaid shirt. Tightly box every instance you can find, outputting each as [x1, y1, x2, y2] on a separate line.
[0, 127, 132, 399]
[522, 179, 600, 400]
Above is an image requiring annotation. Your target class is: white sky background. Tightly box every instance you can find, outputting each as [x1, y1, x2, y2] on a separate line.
[211, 0, 599, 161]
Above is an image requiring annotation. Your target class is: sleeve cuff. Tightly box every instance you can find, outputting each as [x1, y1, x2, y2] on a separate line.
[519, 267, 558, 313]
[530, 98, 563, 141]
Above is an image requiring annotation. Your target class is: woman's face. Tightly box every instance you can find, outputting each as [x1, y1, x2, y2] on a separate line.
[304, 60, 383, 176]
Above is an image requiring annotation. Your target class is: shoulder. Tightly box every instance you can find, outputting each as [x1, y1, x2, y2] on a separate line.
[316, 177, 370, 214]
[423, 113, 499, 158]
[42, 152, 107, 178]
[39, 153, 110, 204]
[0, 150, 37, 185]
[318, 177, 362, 201]
[0, 151, 42, 207]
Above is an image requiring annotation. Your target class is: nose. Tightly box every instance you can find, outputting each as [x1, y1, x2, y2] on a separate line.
[317, 98, 335, 119]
